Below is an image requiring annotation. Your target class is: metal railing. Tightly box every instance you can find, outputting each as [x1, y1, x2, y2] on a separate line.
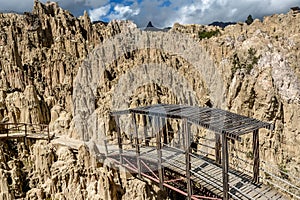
[0, 122, 51, 142]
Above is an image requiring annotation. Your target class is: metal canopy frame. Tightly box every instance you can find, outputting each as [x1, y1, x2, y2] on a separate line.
[111, 104, 273, 200]
[111, 104, 272, 141]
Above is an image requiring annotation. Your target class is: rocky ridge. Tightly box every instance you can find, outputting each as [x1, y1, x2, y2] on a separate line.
[0, 1, 299, 199]
[0, 139, 161, 199]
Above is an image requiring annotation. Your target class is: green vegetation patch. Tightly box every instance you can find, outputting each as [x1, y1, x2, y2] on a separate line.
[231, 47, 261, 76]
[198, 29, 220, 40]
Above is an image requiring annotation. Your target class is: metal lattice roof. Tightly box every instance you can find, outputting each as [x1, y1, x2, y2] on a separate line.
[111, 104, 273, 141]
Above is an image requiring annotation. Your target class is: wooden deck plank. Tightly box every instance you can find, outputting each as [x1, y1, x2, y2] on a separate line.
[105, 145, 287, 200]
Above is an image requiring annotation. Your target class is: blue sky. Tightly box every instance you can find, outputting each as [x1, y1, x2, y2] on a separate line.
[0, 0, 299, 28]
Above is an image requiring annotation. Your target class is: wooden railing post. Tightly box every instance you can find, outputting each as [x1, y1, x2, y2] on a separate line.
[253, 129, 260, 183]
[132, 113, 141, 179]
[184, 119, 192, 200]
[222, 133, 229, 200]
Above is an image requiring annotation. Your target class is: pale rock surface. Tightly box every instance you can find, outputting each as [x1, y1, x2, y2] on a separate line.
[0, 139, 162, 200]
[0, 0, 299, 199]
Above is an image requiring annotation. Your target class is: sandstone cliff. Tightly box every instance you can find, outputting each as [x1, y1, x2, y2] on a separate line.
[0, 1, 299, 199]
[0, 139, 161, 199]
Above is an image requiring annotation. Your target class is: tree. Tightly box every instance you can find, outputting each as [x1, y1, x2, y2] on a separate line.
[245, 15, 254, 25]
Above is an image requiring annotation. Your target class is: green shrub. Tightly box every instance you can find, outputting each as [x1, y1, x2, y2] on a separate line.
[231, 48, 261, 76]
[198, 29, 220, 40]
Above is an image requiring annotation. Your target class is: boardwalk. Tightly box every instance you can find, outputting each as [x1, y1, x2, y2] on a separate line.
[105, 144, 288, 200]
[110, 104, 300, 200]
[1, 105, 299, 199]
[0, 123, 52, 142]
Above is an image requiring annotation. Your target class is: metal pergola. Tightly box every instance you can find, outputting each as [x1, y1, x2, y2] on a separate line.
[111, 104, 273, 199]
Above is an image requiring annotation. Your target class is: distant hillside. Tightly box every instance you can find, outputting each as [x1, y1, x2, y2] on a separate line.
[209, 21, 236, 28]
[143, 21, 169, 32]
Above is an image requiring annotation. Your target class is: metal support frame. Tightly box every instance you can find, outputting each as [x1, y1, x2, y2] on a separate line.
[109, 105, 279, 200]
[177, 121, 181, 148]
[215, 133, 221, 165]
[115, 115, 123, 164]
[222, 133, 229, 200]
[132, 113, 141, 179]
[142, 115, 149, 146]
[184, 119, 192, 200]
[162, 118, 168, 144]
[181, 120, 186, 150]
[156, 116, 164, 190]
[253, 129, 259, 183]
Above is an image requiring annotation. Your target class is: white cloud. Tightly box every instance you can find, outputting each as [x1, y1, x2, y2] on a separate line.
[102, 4, 140, 21]
[89, 4, 111, 21]
[81, 0, 109, 8]
[0, 0, 299, 28]
[0, 0, 35, 12]
[125, 0, 299, 27]
[0, 0, 108, 16]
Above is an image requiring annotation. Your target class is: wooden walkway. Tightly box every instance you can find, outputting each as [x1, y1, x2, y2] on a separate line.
[106, 145, 288, 200]
[0, 132, 51, 140]
[110, 104, 299, 200]
[0, 123, 52, 142]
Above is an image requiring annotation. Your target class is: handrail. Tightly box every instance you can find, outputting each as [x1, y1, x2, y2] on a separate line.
[0, 122, 49, 126]
[228, 145, 300, 198]
[261, 160, 300, 183]
[0, 122, 51, 142]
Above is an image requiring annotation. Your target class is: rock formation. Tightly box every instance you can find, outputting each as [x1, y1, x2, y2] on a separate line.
[0, 139, 161, 199]
[0, 0, 299, 199]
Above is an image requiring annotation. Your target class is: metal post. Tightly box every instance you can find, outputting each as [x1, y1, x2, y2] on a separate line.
[184, 119, 192, 200]
[215, 133, 221, 165]
[162, 118, 167, 145]
[115, 115, 123, 164]
[156, 117, 164, 190]
[166, 118, 170, 144]
[150, 116, 154, 145]
[181, 120, 186, 150]
[24, 124, 28, 147]
[132, 113, 141, 179]
[25, 124, 27, 137]
[222, 133, 229, 200]
[149, 116, 153, 137]
[142, 115, 149, 146]
[253, 129, 260, 183]
[177, 122, 181, 148]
